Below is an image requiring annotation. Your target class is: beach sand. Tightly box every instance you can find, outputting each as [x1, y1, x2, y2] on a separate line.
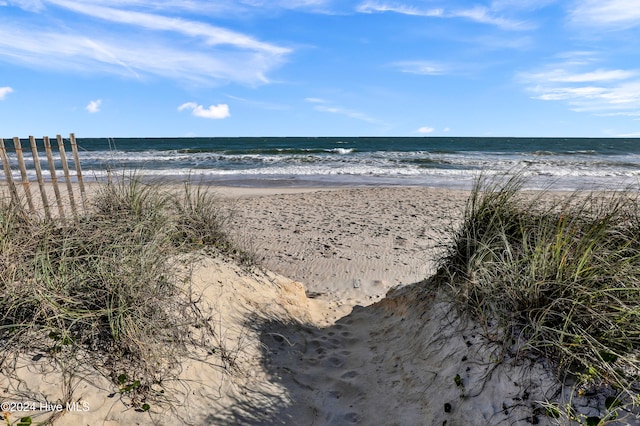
[1, 185, 631, 425]
[225, 186, 468, 320]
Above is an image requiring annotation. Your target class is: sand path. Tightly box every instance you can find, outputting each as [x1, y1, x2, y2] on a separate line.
[218, 186, 543, 425]
[219, 186, 610, 425]
[227, 186, 468, 312]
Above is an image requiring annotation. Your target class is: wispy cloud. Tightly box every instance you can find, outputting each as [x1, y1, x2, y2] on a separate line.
[357, 1, 443, 17]
[0, 86, 13, 100]
[7, 0, 44, 11]
[490, 0, 557, 11]
[1, 1, 290, 86]
[86, 99, 102, 113]
[48, 0, 289, 55]
[226, 94, 290, 111]
[570, 0, 640, 28]
[305, 97, 382, 124]
[314, 105, 378, 123]
[10, 0, 337, 15]
[304, 97, 327, 104]
[520, 55, 640, 115]
[525, 69, 638, 83]
[357, 1, 532, 30]
[390, 60, 449, 75]
[178, 102, 231, 119]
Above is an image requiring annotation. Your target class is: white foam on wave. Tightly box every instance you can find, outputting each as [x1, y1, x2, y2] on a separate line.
[325, 148, 355, 154]
[6, 147, 639, 191]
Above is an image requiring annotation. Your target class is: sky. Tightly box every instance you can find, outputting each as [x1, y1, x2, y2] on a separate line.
[1, 0, 640, 138]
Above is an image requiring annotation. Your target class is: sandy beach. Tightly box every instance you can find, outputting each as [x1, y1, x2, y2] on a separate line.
[1, 183, 636, 425]
[225, 186, 468, 315]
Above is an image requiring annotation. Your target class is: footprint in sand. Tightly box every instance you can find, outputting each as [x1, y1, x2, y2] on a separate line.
[328, 356, 344, 368]
[341, 370, 359, 380]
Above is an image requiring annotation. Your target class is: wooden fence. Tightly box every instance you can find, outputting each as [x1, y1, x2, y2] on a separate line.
[0, 133, 86, 220]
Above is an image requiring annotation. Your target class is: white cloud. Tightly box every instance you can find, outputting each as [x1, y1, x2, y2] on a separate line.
[570, 0, 640, 28]
[0, 86, 13, 100]
[525, 69, 638, 83]
[314, 105, 378, 123]
[11, 0, 340, 18]
[86, 99, 102, 113]
[305, 97, 382, 124]
[490, 0, 557, 11]
[520, 59, 640, 115]
[178, 102, 230, 119]
[416, 126, 434, 134]
[357, 1, 443, 17]
[0, 26, 285, 86]
[304, 97, 327, 104]
[357, 1, 531, 30]
[48, 0, 289, 55]
[8, 0, 44, 11]
[391, 61, 449, 75]
[0, 1, 290, 86]
[453, 5, 526, 29]
[233, 0, 335, 13]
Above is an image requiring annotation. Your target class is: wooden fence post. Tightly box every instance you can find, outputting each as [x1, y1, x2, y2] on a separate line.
[56, 135, 77, 217]
[44, 136, 65, 219]
[29, 136, 51, 220]
[0, 138, 20, 208]
[0, 133, 86, 219]
[70, 133, 86, 211]
[13, 137, 35, 214]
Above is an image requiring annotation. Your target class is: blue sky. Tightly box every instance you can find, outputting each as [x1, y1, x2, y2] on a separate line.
[1, 0, 640, 137]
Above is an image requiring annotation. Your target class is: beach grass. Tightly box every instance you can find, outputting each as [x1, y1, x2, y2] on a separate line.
[437, 175, 640, 421]
[0, 175, 248, 410]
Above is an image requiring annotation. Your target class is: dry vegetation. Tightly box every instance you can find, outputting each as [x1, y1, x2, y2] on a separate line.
[437, 175, 640, 424]
[0, 176, 251, 418]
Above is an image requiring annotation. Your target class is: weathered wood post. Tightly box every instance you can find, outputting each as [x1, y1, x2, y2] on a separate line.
[13, 137, 35, 213]
[0, 138, 20, 208]
[29, 136, 51, 220]
[44, 136, 65, 219]
[56, 135, 77, 217]
[70, 133, 86, 211]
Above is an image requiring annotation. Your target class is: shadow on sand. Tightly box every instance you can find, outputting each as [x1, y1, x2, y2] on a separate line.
[199, 274, 582, 426]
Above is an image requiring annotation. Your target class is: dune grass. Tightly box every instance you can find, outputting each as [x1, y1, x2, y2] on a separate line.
[436, 175, 640, 421]
[0, 176, 250, 410]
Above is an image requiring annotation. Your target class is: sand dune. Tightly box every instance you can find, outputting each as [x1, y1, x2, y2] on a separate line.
[2, 186, 637, 425]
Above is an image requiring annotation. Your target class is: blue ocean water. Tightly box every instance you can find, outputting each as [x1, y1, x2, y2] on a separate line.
[5, 136, 640, 190]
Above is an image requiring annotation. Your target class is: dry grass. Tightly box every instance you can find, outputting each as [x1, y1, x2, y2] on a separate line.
[0, 175, 252, 413]
[437, 175, 640, 424]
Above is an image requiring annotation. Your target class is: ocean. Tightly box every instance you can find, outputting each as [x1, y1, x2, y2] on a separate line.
[4, 136, 640, 190]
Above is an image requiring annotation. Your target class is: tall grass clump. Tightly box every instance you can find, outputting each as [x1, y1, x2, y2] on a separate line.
[0, 176, 248, 409]
[437, 175, 640, 400]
